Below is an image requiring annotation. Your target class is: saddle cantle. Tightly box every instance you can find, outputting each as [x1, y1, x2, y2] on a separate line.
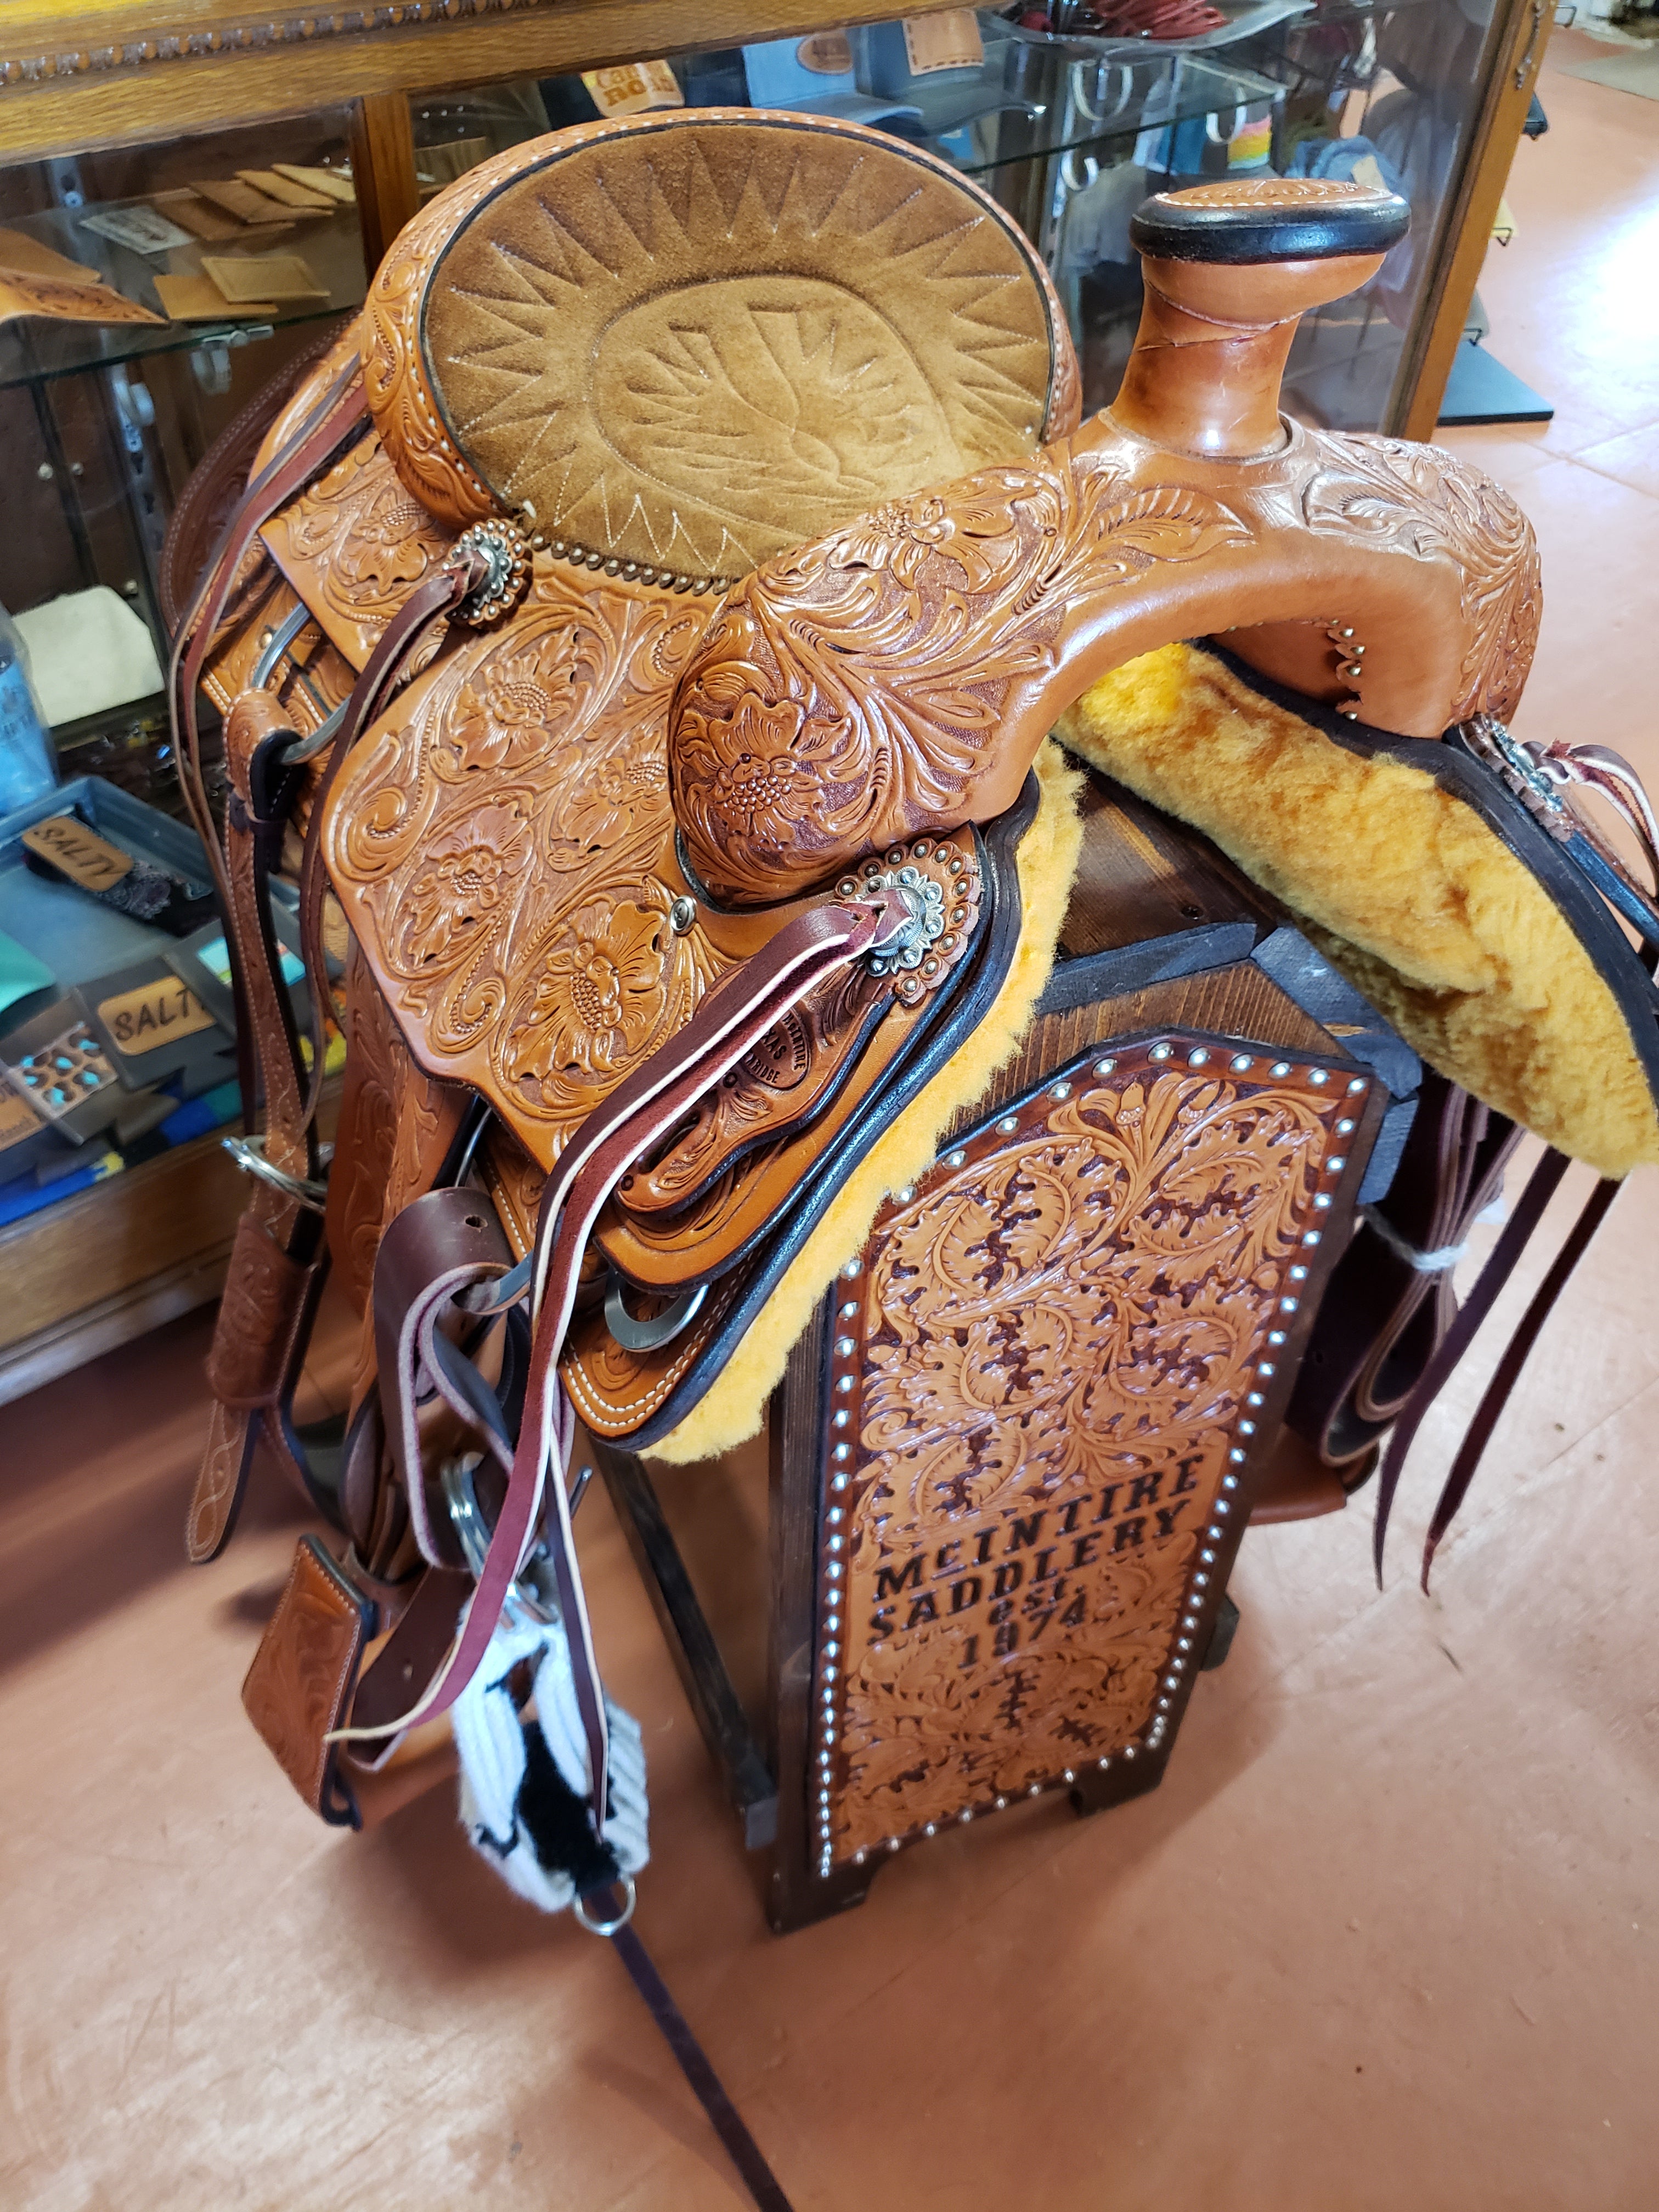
[168, 118, 1656, 2056]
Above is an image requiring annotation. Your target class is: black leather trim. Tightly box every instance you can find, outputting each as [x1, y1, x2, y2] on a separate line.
[623, 772, 1039, 1448]
[1130, 186, 1409, 266]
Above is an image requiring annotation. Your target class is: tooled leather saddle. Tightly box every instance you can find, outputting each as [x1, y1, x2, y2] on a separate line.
[168, 118, 1657, 2177]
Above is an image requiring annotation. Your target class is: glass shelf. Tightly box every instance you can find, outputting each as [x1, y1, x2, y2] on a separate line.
[0, 199, 365, 393]
[931, 48, 1286, 178]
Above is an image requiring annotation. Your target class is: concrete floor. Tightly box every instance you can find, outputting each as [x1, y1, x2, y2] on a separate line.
[3, 38, 1657, 2211]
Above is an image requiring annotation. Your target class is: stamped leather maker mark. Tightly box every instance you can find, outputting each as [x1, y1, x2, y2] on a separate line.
[818, 1038, 1356, 1863]
[22, 816, 133, 892]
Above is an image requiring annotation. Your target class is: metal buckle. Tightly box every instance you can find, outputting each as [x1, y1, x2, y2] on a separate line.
[222, 1132, 330, 1211]
[440, 1453, 569, 1628]
[1458, 713, 1572, 841]
[251, 600, 312, 690]
[603, 1272, 708, 1352]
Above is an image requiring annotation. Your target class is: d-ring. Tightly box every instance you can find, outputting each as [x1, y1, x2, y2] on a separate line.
[574, 1877, 636, 1936]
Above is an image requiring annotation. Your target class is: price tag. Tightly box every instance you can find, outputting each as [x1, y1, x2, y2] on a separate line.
[21, 815, 133, 893]
[94, 975, 217, 1055]
[581, 60, 684, 116]
[902, 10, 984, 75]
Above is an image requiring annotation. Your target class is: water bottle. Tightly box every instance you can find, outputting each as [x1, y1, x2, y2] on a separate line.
[0, 606, 57, 814]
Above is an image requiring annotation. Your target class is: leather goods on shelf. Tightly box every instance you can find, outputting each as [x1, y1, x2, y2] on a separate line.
[168, 124, 1656, 2208]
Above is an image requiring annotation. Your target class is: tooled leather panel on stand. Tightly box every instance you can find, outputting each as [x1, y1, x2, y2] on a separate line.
[668, 427, 1541, 907]
[823, 1040, 1353, 1863]
[323, 562, 732, 1166]
[362, 111, 1077, 549]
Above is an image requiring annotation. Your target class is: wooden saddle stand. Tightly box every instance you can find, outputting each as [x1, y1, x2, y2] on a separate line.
[168, 120, 1659, 2210]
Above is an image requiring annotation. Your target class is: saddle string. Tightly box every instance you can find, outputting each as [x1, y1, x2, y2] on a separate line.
[1418, 1170, 1622, 1589]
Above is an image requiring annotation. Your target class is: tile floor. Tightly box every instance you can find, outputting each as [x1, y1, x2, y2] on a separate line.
[3, 41, 1657, 2211]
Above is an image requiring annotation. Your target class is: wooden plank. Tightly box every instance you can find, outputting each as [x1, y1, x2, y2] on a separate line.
[349, 91, 420, 274]
[1387, 0, 1555, 441]
[0, 1243, 230, 1407]
[0, 1130, 245, 1351]
[0, 0, 971, 162]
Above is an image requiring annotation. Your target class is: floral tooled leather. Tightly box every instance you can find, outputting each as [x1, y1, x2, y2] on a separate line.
[823, 1042, 1351, 1861]
[668, 419, 1539, 906]
[241, 1538, 371, 1819]
[262, 432, 457, 673]
[323, 563, 730, 1167]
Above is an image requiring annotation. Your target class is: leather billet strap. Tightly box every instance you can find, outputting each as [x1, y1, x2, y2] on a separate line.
[188, 693, 333, 1562]
[1288, 1075, 1522, 1468]
[332, 889, 913, 1838]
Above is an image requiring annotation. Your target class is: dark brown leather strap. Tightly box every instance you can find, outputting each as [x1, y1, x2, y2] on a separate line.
[1419, 1172, 1622, 1587]
[170, 369, 367, 1124]
[170, 367, 366, 921]
[1289, 1075, 1521, 1466]
[1372, 1145, 1571, 1583]
[188, 693, 331, 1561]
[347, 1564, 472, 1769]
[292, 553, 489, 1128]
[601, 1910, 795, 2212]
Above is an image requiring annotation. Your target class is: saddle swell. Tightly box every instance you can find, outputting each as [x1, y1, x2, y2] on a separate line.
[168, 133, 1657, 1949]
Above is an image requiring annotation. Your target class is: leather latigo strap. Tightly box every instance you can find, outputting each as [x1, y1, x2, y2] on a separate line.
[188, 691, 331, 1562]
[171, 366, 370, 1136]
[333, 893, 913, 1809]
[1289, 1075, 1522, 1467]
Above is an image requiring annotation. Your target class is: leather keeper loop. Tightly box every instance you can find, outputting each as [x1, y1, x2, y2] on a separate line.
[242, 1537, 376, 1826]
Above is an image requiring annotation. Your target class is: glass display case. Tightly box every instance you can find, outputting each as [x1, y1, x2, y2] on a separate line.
[0, 0, 1550, 1392]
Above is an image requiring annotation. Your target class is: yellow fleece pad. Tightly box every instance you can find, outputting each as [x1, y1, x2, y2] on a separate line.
[1060, 644, 1658, 1180]
[648, 738, 1085, 1464]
